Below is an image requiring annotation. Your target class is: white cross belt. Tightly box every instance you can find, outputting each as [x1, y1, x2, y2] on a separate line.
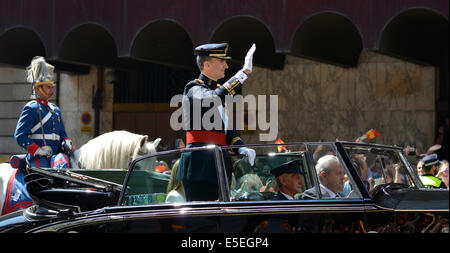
[29, 133, 60, 141]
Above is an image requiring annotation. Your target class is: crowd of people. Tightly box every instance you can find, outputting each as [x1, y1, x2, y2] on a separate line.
[403, 118, 449, 189]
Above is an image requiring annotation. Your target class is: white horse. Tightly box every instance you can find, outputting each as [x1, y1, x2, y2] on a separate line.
[0, 130, 161, 216]
[74, 130, 161, 169]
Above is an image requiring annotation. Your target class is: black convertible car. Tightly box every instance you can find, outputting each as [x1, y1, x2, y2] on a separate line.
[0, 142, 448, 233]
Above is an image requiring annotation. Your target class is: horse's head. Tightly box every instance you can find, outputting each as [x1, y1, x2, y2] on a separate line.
[77, 130, 162, 170]
[138, 137, 162, 156]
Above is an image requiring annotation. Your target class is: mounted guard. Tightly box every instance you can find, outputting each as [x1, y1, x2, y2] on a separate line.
[14, 56, 74, 169]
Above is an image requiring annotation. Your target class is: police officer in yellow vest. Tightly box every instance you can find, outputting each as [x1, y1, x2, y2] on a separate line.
[419, 154, 446, 189]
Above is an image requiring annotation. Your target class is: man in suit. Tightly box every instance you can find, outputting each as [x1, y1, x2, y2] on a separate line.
[302, 155, 346, 199]
[270, 159, 305, 200]
[177, 43, 257, 201]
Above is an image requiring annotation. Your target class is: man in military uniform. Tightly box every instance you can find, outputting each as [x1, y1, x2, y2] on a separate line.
[419, 154, 447, 189]
[177, 43, 257, 201]
[270, 159, 305, 200]
[14, 56, 74, 168]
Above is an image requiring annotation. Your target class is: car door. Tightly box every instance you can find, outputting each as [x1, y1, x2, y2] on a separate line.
[339, 142, 431, 233]
[30, 147, 226, 233]
[218, 143, 367, 233]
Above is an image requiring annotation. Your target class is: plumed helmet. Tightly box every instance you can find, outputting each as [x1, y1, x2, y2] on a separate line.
[26, 56, 55, 84]
[26, 56, 55, 99]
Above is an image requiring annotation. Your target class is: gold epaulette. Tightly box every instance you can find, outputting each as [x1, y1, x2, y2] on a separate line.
[194, 79, 204, 84]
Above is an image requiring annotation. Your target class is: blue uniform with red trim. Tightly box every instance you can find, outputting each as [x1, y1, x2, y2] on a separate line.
[1, 168, 32, 215]
[14, 98, 70, 168]
[2, 98, 70, 215]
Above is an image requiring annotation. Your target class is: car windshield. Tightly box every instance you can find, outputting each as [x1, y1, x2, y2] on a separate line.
[120, 148, 186, 206]
[222, 143, 363, 201]
[342, 143, 422, 194]
[222, 144, 313, 201]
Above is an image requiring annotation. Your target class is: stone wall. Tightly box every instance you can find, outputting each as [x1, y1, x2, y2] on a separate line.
[59, 66, 114, 148]
[0, 67, 31, 161]
[241, 50, 436, 152]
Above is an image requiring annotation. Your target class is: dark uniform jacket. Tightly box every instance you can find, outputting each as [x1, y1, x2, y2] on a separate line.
[177, 73, 245, 185]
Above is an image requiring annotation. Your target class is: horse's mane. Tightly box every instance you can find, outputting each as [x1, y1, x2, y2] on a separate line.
[77, 130, 148, 169]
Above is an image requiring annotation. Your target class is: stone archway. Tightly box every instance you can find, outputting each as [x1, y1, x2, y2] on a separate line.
[211, 15, 284, 70]
[59, 23, 117, 66]
[131, 19, 195, 69]
[379, 8, 449, 136]
[0, 27, 46, 66]
[290, 12, 363, 67]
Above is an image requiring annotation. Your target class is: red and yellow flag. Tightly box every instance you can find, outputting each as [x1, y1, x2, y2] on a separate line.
[364, 129, 380, 140]
[275, 138, 287, 152]
[155, 165, 166, 173]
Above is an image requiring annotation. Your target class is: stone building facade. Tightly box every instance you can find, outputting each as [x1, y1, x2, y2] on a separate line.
[242, 51, 436, 152]
[0, 0, 447, 162]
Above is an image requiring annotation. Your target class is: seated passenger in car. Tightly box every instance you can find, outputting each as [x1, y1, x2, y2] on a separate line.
[166, 160, 186, 203]
[270, 159, 305, 200]
[302, 155, 345, 199]
[236, 174, 263, 194]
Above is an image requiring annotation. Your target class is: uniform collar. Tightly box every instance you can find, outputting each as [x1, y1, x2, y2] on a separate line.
[199, 73, 218, 89]
[36, 97, 48, 106]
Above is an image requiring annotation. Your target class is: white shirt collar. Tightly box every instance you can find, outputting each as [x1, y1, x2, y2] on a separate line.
[320, 184, 338, 198]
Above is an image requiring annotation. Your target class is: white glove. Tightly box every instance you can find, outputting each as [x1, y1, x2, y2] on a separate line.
[238, 147, 256, 166]
[243, 43, 256, 74]
[62, 138, 74, 155]
[35, 146, 53, 157]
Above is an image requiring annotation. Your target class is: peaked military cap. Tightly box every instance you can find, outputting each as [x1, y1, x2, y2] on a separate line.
[194, 43, 232, 60]
[270, 159, 305, 177]
[422, 154, 442, 167]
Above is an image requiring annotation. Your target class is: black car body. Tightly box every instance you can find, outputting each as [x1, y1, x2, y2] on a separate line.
[0, 142, 448, 233]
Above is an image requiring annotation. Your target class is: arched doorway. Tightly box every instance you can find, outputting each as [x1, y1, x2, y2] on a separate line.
[290, 12, 363, 67]
[379, 8, 449, 146]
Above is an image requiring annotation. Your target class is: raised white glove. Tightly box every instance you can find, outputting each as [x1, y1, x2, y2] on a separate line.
[35, 146, 53, 157]
[243, 43, 256, 74]
[238, 147, 256, 166]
